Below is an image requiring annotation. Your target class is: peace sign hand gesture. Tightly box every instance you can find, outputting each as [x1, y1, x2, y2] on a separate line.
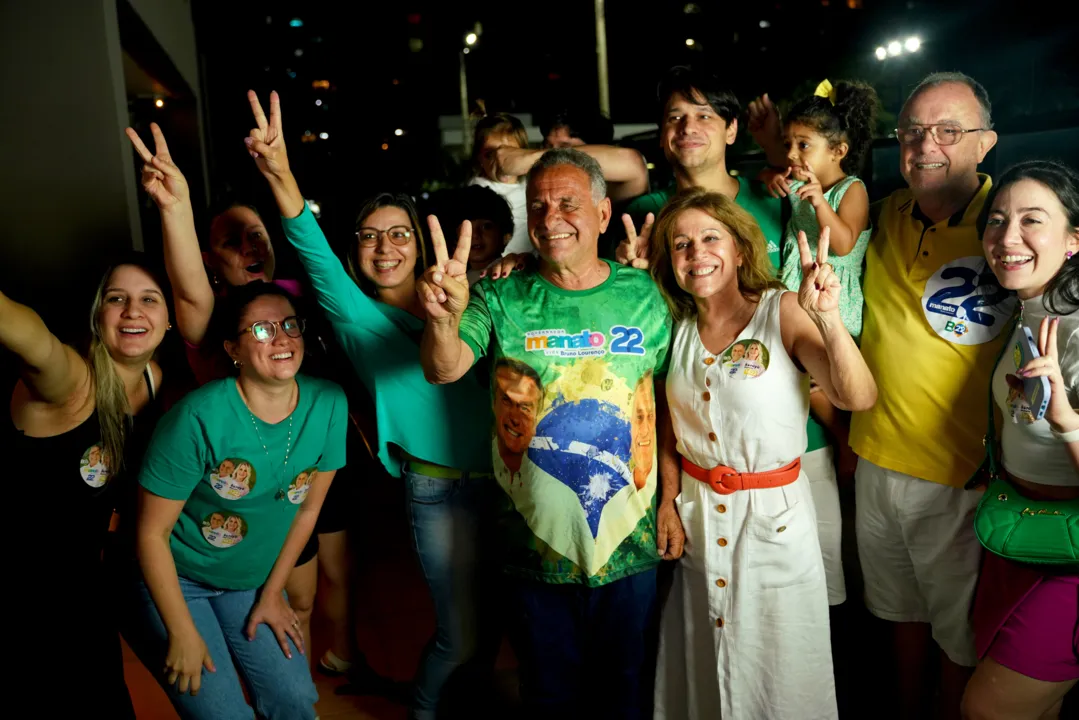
[416, 216, 472, 323]
[245, 90, 291, 179]
[1020, 316, 1079, 434]
[797, 226, 841, 320]
[616, 213, 654, 270]
[125, 123, 189, 211]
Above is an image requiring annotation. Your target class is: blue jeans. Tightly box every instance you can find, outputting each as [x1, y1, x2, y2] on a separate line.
[505, 568, 658, 720]
[121, 575, 318, 720]
[405, 468, 493, 719]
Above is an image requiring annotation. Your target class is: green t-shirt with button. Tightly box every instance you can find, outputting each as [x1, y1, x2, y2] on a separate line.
[140, 375, 348, 590]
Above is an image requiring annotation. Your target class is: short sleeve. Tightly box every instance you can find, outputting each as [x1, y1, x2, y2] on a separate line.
[139, 404, 209, 501]
[319, 385, 349, 472]
[458, 284, 494, 364]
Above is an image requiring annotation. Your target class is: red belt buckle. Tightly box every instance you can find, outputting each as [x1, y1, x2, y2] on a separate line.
[708, 467, 742, 495]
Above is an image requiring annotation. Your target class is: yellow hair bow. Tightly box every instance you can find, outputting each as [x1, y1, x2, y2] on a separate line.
[814, 79, 836, 106]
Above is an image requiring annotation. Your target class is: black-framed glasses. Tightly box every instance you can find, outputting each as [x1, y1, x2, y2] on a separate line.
[240, 316, 305, 343]
[894, 123, 989, 146]
[356, 226, 414, 247]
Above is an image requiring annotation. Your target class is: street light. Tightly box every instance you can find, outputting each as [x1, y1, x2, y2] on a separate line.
[465, 32, 477, 46]
[887, 40, 902, 56]
[875, 46, 887, 60]
[685, 38, 695, 46]
[394, 128, 404, 136]
[460, 25, 482, 156]
[904, 36, 921, 52]
[154, 98, 164, 108]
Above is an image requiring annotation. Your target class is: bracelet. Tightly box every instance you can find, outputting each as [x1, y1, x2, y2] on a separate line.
[1049, 425, 1079, 443]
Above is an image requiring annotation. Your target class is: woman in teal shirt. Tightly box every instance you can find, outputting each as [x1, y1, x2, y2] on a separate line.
[125, 283, 347, 719]
[245, 90, 496, 718]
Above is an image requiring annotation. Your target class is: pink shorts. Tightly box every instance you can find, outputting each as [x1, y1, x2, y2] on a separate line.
[973, 552, 1079, 683]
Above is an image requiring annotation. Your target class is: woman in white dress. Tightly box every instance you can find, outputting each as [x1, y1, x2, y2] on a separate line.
[650, 188, 878, 720]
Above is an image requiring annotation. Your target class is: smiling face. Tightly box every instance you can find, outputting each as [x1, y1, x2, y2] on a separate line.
[206, 206, 275, 286]
[983, 178, 1079, 299]
[899, 83, 997, 198]
[661, 91, 737, 174]
[356, 206, 418, 292]
[224, 516, 241, 534]
[209, 513, 224, 530]
[226, 295, 305, 383]
[527, 164, 611, 270]
[747, 343, 762, 361]
[96, 264, 169, 363]
[784, 121, 845, 181]
[729, 343, 746, 363]
[630, 374, 656, 490]
[669, 208, 743, 299]
[494, 366, 542, 472]
[232, 463, 251, 486]
[87, 446, 101, 467]
[217, 459, 235, 478]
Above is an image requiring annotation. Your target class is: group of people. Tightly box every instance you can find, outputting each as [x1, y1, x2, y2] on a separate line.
[4, 61, 1076, 720]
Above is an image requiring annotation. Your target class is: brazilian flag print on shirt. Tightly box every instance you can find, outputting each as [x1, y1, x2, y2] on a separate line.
[459, 260, 672, 587]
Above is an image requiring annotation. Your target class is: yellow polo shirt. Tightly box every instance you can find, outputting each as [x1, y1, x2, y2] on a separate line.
[851, 175, 1017, 487]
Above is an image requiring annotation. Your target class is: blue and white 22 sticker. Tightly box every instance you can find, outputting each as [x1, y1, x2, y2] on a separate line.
[922, 257, 1016, 346]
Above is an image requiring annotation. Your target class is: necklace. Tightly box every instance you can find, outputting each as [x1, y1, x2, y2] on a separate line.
[249, 412, 294, 501]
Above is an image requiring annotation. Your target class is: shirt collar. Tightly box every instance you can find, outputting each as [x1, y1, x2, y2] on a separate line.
[903, 173, 992, 228]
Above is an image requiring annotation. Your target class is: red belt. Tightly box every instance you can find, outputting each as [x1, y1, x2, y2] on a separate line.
[681, 457, 801, 495]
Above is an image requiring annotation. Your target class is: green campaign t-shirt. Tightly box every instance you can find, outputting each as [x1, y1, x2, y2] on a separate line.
[624, 175, 784, 262]
[459, 260, 672, 587]
[140, 375, 348, 590]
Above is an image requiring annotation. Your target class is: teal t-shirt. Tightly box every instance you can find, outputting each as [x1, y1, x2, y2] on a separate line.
[140, 375, 348, 590]
[459, 261, 672, 587]
[279, 206, 492, 476]
[624, 175, 784, 262]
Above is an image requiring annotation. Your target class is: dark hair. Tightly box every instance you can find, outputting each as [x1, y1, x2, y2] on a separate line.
[540, 110, 615, 145]
[977, 160, 1079, 314]
[350, 193, 428, 294]
[657, 66, 741, 126]
[471, 113, 529, 176]
[203, 198, 263, 250]
[786, 81, 879, 176]
[457, 185, 514, 238]
[904, 71, 993, 129]
[218, 282, 298, 340]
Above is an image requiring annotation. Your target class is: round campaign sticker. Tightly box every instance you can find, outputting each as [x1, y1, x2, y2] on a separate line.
[721, 339, 770, 380]
[201, 511, 247, 548]
[209, 458, 257, 500]
[286, 467, 318, 504]
[922, 257, 1016, 346]
[79, 443, 111, 488]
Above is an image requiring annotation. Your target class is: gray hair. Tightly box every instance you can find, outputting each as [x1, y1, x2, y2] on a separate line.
[903, 71, 993, 129]
[526, 148, 607, 204]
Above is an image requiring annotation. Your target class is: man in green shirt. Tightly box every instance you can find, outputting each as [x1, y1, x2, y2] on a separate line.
[419, 148, 673, 717]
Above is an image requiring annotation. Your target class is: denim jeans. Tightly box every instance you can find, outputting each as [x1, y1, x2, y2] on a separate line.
[120, 575, 318, 720]
[405, 468, 493, 719]
[505, 568, 658, 720]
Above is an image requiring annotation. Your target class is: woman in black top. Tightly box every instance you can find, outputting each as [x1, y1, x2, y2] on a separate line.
[4, 257, 171, 717]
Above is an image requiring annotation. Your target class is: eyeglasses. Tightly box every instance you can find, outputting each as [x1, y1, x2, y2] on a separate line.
[356, 226, 413, 247]
[239, 316, 305, 343]
[894, 123, 989, 146]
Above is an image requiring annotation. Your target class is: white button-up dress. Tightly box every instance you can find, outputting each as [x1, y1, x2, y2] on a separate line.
[655, 289, 837, 720]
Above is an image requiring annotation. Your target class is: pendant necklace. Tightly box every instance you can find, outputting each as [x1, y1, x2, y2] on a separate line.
[244, 383, 296, 501]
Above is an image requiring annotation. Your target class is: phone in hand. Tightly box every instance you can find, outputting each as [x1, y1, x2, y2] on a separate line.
[1018, 325, 1051, 422]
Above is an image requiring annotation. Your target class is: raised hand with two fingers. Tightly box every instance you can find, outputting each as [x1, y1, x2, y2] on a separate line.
[125, 123, 189, 210]
[616, 212, 654, 270]
[245, 90, 290, 179]
[1020, 316, 1079, 434]
[797, 226, 841, 319]
[416, 216, 472, 322]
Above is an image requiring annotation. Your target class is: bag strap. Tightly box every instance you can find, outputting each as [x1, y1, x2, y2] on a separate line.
[981, 313, 1021, 479]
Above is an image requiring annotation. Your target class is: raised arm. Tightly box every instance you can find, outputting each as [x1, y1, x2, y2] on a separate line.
[496, 145, 648, 202]
[418, 216, 477, 384]
[783, 228, 877, 411]
[126, 124, 215, 345]
[0, 289, 88, 405]
[747, 93, 789, 169]
[244, 90, 380, 327]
